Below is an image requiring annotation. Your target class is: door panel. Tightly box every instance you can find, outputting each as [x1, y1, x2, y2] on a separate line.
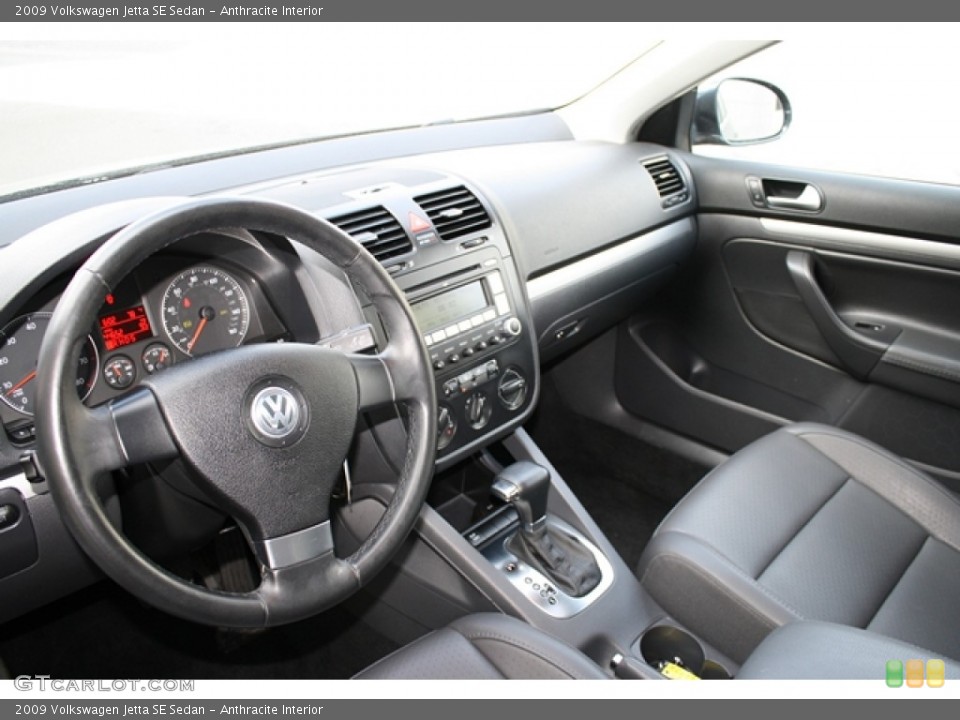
[614, 154, 960, 487]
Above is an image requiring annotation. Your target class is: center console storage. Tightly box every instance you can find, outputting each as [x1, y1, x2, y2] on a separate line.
[638, 625, 732, 680]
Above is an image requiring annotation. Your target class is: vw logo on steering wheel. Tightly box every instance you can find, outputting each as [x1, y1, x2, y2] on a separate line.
[252, 387, 300, 438]
[245, 378, 309, 448]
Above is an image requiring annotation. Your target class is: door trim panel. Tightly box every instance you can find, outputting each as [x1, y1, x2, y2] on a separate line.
[761, 218, 960, 270]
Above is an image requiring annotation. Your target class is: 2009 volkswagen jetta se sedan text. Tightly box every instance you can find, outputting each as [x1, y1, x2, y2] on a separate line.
[1, 28, 959, 684]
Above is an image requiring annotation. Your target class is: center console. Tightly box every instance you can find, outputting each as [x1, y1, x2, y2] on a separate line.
[328, 175, 730, 681]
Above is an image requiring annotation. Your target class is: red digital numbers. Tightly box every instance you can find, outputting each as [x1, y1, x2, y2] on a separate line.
[99, 305, 153, 351]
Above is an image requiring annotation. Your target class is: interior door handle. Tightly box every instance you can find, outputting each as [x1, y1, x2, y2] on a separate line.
[785, 250, 884, 379]
[766, 185, 823, 211]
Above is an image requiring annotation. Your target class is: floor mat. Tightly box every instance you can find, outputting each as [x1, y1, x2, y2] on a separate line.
[0, 581, 399, 679]
[526, 376, 709, 571]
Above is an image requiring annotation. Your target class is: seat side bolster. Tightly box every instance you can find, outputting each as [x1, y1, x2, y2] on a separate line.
[451, 613, 609, 680]
[739, 620, 960, 679]
[639, 532, 803, 663]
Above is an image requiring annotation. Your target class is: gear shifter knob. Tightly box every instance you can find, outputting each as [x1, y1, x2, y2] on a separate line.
[491, 461, 550, 534]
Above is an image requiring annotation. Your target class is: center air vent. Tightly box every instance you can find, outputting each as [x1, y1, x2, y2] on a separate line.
[328, 206, 412, 263]
[642, 157, 689, 208]
[414, 186, 492, 241]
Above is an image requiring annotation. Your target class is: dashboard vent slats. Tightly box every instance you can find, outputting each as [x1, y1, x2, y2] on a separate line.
[414, 186, 492, 241]
[328, 206, 412, 263]
[642, 156, 690, 209]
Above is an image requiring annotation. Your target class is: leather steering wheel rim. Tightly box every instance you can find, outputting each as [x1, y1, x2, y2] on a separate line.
[34, 196, 437, 628]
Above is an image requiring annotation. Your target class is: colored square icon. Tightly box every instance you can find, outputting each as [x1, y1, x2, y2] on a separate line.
[927, 659, 945, 688]
[906, 659, 924, 688]
[886, 660, 904, 688]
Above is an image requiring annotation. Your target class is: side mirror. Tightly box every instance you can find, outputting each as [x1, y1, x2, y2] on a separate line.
[691, 78, 792, 146]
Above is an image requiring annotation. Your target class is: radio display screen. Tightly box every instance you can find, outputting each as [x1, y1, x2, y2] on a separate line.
[412, 281, 488, 331]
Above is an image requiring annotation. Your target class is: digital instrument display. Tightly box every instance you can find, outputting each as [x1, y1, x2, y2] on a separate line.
[412, 281, 488, 331]
[99, 305, 153, 351]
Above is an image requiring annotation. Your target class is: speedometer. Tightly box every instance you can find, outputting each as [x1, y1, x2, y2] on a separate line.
[160, 266, 250, 357]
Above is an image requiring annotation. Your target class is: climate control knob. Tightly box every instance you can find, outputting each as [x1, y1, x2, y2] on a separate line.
[498, 368, 528, 411]
[464, 392, 492, 430]
[437, 404, 457, 450]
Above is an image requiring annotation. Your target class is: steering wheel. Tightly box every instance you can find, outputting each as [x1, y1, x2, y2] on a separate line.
[33, 197, 437, 628]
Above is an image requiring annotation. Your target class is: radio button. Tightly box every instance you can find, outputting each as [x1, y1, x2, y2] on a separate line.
[488, 272, 505, 294]
[443, 379, 459, 396]
[424, 335, 434, 347]
[449, 354, 461, 364]
[476, 341, 488, 351]
[470, 314, 485, 327]
[458, 320, 473, 333]
[482, 309, 496, 322]
[494, 294, 510, 316]
[445, 324, 460, 338]
[431, 330, 447, 344]
[433, 360, 446, 371]
[463, 347, 475, 358]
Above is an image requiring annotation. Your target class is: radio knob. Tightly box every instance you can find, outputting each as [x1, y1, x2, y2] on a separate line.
[502, 317, 522, 337]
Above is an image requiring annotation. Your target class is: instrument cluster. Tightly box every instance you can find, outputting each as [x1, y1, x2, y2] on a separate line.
[0, 255, 289, 442]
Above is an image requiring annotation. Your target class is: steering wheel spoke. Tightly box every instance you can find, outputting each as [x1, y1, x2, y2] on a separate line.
[81, 388, 178, 476]
[250, 519, 336, 570]
[349, 352, 399, 411]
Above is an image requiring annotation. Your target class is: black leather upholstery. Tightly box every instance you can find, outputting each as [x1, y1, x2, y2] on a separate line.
[638, 423, 960, 663]
[739, 621, 960, 680]
[355, 613, 608, 680]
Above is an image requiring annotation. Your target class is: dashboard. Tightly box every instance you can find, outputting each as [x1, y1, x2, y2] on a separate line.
[0, 125, 699, 625]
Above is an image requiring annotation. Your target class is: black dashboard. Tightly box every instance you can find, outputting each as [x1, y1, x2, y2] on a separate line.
[0, 121, 699, 624]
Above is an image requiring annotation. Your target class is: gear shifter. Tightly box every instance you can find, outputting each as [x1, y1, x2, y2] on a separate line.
[491, 461, 551, 534]
[491, 461, 601, 598]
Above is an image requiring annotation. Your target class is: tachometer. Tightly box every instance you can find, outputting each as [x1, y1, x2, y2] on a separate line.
[0, 312, 99, 417]
[160, 266, 250, 357]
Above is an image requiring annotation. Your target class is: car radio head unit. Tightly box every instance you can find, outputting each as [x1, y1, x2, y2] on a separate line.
[411, 267, 519, 372]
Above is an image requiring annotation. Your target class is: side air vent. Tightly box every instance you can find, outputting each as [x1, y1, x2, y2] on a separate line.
[328, 206, 412, 262]
[642, 157, 690, 208]
[414, 186, 492, 241]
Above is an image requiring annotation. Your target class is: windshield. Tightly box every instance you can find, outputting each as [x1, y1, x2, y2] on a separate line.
[0, 25, 655, 199]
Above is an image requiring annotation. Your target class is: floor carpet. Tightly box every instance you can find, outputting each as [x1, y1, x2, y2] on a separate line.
[0, 581, 399, 679]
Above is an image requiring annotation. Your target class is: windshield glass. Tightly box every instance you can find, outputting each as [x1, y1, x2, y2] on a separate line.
[0, 25, 655, 199]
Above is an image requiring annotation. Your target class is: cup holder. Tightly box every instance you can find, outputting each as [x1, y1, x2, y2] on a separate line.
[639, 625, 731, 680]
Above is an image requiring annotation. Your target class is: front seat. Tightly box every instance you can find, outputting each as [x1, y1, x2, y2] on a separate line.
[355, 613, 608, 679]
[638, 423, 960, 664]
